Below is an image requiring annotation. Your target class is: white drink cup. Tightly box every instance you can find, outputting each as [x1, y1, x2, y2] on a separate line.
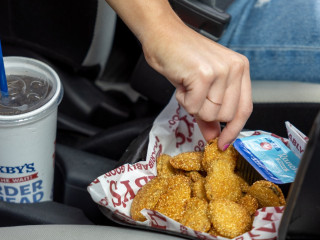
[0, 56, 63, 203]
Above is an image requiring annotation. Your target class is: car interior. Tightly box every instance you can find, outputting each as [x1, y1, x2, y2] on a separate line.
[0, 0, 320, 239]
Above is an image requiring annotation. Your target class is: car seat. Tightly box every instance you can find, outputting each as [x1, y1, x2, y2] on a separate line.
[0, 0, 319, 239]
[0, 0, 162, 160]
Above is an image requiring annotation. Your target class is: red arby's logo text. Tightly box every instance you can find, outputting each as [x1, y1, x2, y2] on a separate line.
[260, 142, 272, 150]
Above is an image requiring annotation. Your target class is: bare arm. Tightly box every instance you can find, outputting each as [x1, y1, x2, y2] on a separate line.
[105, 0, 253, 150]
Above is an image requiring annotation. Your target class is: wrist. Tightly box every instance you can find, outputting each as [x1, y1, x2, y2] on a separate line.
[135, 2, 183, 46]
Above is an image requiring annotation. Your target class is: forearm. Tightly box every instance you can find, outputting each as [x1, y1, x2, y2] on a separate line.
[105, 0, 182, 45]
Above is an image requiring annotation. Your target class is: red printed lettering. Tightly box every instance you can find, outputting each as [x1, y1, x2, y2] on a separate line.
[262, 213, 275, 222]
[180, 225, 188, 235]
[175, 115, 194, 148]
[194, 140, 205, 152]
[127, 165, 134, 172]
[92, 178, 100, 184]
[194, 230, 211, 239]
[146, 210, 167, 230]
[99, 197, 108, 207]
[149, 136, 162, 169]
[120, 180, 135, 208]
[274, 206, 285, 213]
[256, 222, 277, 233]
[135, 176, 149, 188]
[110, 180, 121, 207]
[249, 231, 261, 238]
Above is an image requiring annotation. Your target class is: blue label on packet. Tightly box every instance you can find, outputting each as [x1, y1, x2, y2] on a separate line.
[233, 134, 300, 184]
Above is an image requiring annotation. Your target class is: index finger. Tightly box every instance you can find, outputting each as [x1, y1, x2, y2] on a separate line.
[217, 65, 253, 150]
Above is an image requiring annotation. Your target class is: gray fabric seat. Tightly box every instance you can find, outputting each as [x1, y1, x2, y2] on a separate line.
[0, 225, 185, 240]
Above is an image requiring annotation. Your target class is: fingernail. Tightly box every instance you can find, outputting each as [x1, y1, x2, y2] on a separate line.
[223, 144, 230, 151]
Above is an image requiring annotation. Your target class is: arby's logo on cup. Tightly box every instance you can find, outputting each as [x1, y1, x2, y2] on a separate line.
[0, 162, 44, 203]
[0, 163, 35, 174]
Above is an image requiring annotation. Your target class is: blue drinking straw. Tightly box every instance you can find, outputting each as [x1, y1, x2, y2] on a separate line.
[0, 41, 8, 97]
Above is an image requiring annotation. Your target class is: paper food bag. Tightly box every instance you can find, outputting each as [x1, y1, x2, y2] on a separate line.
[88, 96, 286, 240]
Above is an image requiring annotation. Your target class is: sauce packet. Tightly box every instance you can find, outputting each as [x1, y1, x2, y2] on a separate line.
[233, 134, 300, 184]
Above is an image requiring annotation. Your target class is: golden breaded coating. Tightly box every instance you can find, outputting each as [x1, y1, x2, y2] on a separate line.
[185, 171, 204, 182]
[247, 180, 286, 208]
[205, 174, 242, 202]
[208, 199, 252, 239]
[156, 154, 176, 178]
[191, 177, 208, 201]
[208, 228, 219, 237]
[202, 139, 238, 172]
[170, 151, 204, 171]
[238, 194, 259, 215]
[154, 175, 191, 222]
[180, 197, 211, 232]
[235, 173, 250, 194]
[130, 177, 169, 221]
[205, 159, 242, 202]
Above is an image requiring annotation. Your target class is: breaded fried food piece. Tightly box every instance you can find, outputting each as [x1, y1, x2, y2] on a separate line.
[238, 194, 259, 215]
[191, 177, 208, 201]
[156, 154, 176, 178]
[235, 173, 250, 194]
[130, 177, 169, 221]
[170, 151, 204, 171]
[202, 139, 238, 172]
[205, 173, 242, 202]
[185, 171, 204, 182]
[247, 180, 286, 208]
[154, 175, 191, 222]
[208, 199, 252, 239]
[208, 228, 219, 237]
[205, 159, 242, 202]
[180, 197, 210, 232]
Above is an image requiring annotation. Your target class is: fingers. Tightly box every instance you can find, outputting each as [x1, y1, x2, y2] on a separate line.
[196, 54, 245, 123]
[175, 64, 218, 116]
[217, 60, 253, 150]
[175, 77, 207, 115]
[195, 117, 221, 141]
[192, 54, 252, 151]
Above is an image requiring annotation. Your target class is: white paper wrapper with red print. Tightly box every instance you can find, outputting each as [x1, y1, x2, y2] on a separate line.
[88, 96, 286, 240]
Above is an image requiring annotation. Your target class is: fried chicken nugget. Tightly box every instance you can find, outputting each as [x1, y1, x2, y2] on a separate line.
[156, 154, 176, 178]
[191, 177, 208, 201]
[247, 180, 286, 208]
[208, 199, 252, 239]
[238, 194, 259, 215]
[205, 159, 242, 202]
[202, 139, 238, 172]
[130, 176, 169, 221]
[208, 228, 219, 237]
[235, 173, 250, 194]
[154, 175, 191, 222]
[170, 151, 204, 171]
[185, 171, 204, 182]
[180, 197, 211, 232]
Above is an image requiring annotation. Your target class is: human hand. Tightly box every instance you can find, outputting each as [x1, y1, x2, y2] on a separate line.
[141, 18, 253, 150]
[105, 0, 252, 150]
